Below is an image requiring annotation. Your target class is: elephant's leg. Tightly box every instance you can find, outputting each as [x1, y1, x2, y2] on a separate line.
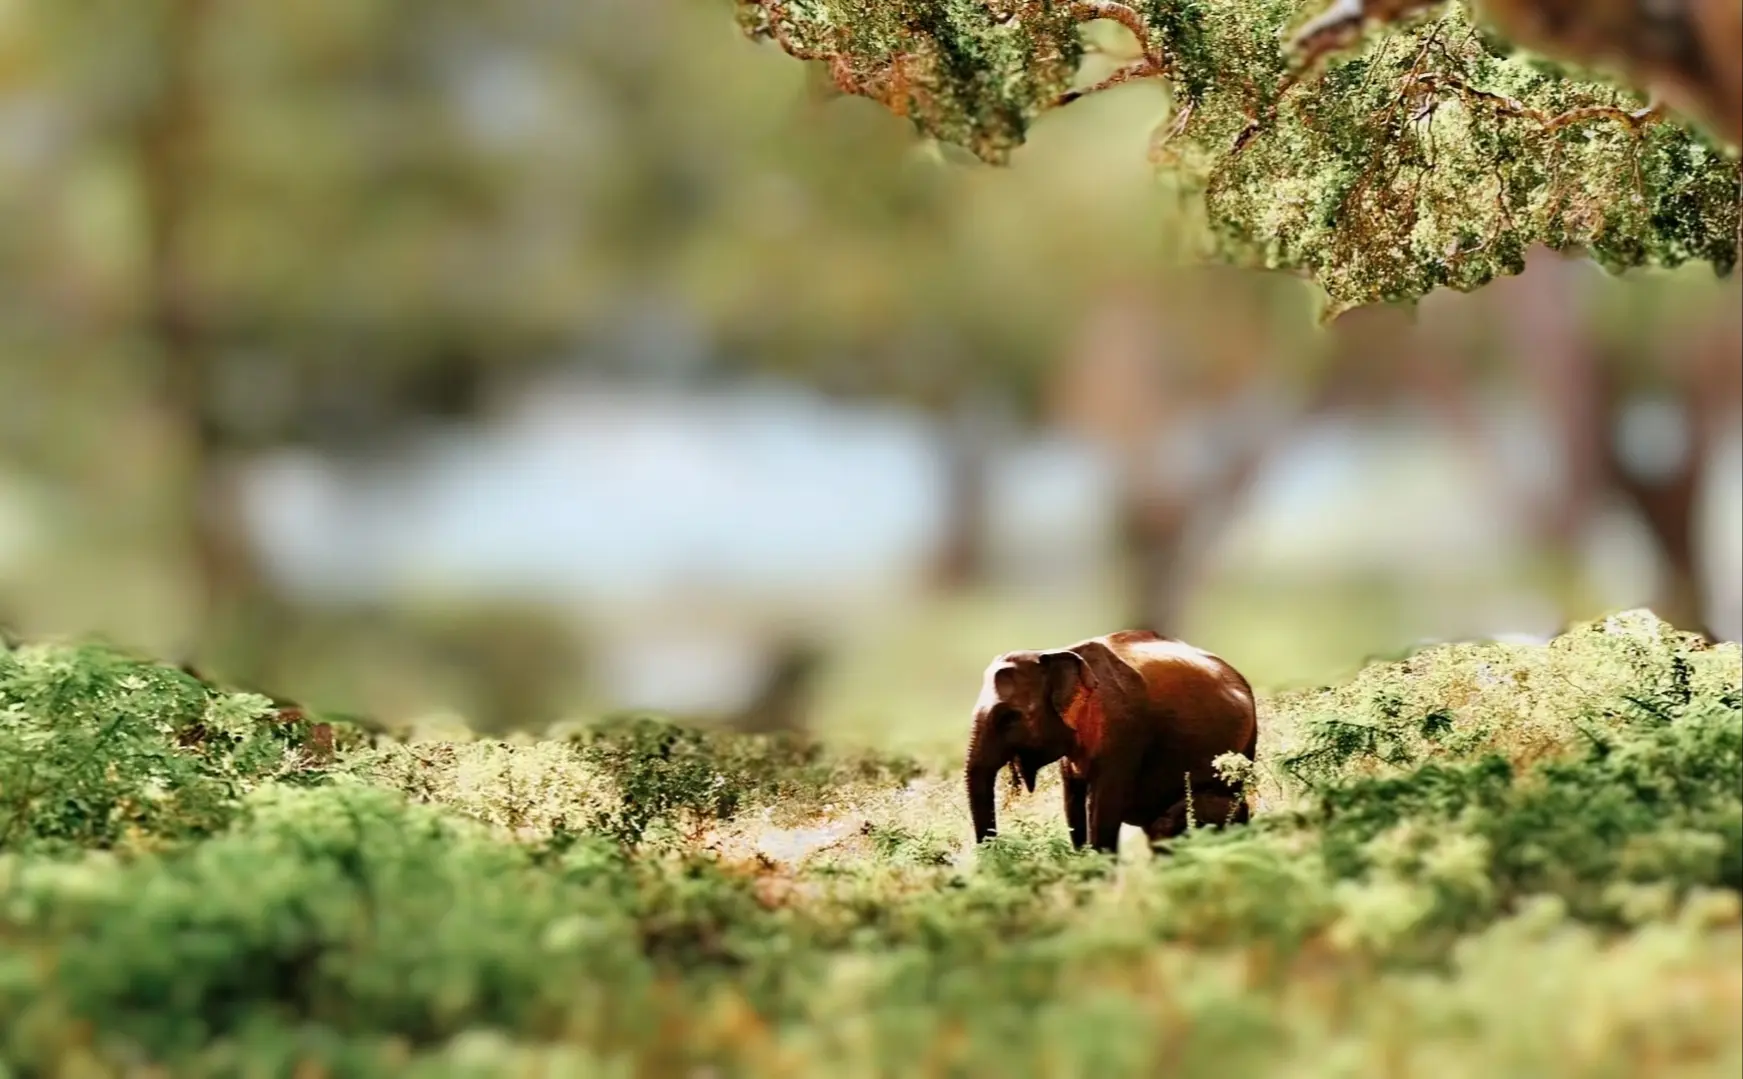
[1063, 770, 1089, 849]
[1145, 789, 1249, 852]
[1087, 774, 1129, 853]
[1145, 799, 1191, 848]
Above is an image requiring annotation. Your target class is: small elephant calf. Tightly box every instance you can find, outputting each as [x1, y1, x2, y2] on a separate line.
[964, 629, 1258, 853]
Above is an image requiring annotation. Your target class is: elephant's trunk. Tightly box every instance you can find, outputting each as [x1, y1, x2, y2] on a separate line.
[966, 717, 1002, 843]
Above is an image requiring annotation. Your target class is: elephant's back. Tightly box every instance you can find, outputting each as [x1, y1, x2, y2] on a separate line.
[1094, 633, 1257, 756]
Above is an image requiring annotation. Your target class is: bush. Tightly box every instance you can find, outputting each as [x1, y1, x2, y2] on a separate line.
[569, 712, 922, 847]
[0, 609, 1736, 1077]
[0, 640, 333, 855]
[1295, 615, 1743, 945]
[0, 783, 657, 1071]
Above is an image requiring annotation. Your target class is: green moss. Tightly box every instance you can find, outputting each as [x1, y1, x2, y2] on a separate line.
[736, 0, 1086, 164]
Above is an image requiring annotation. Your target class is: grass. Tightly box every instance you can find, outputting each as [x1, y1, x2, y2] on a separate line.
[0, 609, 1737, 1077]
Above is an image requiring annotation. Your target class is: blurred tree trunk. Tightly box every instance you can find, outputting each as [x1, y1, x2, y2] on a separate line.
[1593, 310, 1737, 640]
[1512, 262, 1729, 639]
[1051, 288, 1170, 629]
[1420, 254, 1607, 623]
[927, 392, 996, 592]
[1119, 492, 1187, 635]
[1425, 252, 1734, 638]
[1505, 262, 1609, 624]
[729, 638, 826, 736]
[139, 0, 284, 681]
[1053, 284, 1336, 636]
[1118, 455, 1261, 635]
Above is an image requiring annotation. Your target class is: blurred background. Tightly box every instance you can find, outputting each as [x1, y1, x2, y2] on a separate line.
[1, 0, 1737, 758]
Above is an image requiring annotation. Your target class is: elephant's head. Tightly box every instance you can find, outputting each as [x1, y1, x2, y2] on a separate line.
[965, 648, 1092, 843]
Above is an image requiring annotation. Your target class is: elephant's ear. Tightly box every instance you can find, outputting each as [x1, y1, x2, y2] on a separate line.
[1038, 650, 1092, 722]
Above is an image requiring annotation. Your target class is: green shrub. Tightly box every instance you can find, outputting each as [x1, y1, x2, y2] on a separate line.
[1272, 609, 1741, 795]
[0, 783, 657, 1072]
[1299, 622, 1742, 941]
[863, 821, 957, 867]
[0, 610, 1735, 1077]
[570, 713, 922, 847]
[0, 640, 332, 855]
[342, 737, 606, 843]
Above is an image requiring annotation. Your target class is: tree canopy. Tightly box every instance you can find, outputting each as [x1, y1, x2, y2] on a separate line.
[734, 0, 1741, 316]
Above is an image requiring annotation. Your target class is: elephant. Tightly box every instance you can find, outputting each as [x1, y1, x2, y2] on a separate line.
[964, 629, 1258, 854]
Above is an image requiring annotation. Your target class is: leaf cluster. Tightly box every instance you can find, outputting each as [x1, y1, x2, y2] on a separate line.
[0, 639, 335, 856]
[735, 0, 1741, 314]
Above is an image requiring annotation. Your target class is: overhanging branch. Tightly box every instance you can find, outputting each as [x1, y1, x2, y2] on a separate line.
[734, 0, 1740, 315]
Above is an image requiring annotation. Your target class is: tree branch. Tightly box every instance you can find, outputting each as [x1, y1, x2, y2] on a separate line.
[734, 0, 1739, 315]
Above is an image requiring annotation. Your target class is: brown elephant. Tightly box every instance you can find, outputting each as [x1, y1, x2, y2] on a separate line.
[964, 630, 1258, 853]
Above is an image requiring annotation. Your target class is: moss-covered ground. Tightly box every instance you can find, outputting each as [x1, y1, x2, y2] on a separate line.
[0, 609, 1738, 1077]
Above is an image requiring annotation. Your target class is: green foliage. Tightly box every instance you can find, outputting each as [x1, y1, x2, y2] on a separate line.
[568, 713, 924, 847]
[575, 713, 812, 845]
[1272, 608, 1743, 790]
[734, 0, 1088, 165]
[0, 610, 1737, 1075]
[0, 783, 660, 1073]
[1169, 1, 1738, 315]
[343, 712, 925, 854]
[863, 820, 959, 865]
[1265, 610, 1743, 948]
[736, 0, 1740, 314]
[0, 639, 333, 855]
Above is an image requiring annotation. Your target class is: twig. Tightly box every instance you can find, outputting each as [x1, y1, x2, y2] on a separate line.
[1056, 2, 1168, 108]
[1055, 59, 1162, 108]
[1405, 72, 1662, 133]
[1070, 1, 1164, 72]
